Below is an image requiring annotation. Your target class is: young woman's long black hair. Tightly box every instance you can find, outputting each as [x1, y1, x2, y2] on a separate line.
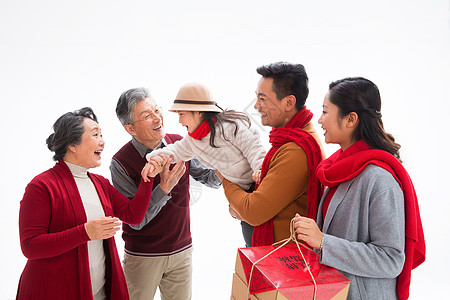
[328, 77, 401, 161]
[203, 109, 251, 148]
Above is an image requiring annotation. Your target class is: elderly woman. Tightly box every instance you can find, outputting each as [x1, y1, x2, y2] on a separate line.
[16, 107, 167, 300]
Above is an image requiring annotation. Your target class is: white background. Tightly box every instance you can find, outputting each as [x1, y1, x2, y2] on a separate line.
[1, 0, 449, 299]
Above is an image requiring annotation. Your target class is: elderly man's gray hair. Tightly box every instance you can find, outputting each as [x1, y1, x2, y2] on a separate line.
[116, 87, 152, 126]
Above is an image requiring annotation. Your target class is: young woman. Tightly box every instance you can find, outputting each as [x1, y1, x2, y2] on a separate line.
[142, 82, 267, 246]
[294, 77, 425, 299]
[17, 107, 165, 300]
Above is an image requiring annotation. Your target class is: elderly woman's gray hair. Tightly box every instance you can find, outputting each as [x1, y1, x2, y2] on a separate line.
[116, 88, 151, 126]
[46, 107, 98, 161]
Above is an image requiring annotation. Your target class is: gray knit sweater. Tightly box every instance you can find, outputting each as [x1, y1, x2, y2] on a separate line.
[318, 164, 405, 300]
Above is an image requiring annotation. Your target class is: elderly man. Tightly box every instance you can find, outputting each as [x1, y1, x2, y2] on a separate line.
[110, 87, 221, 300]
[222, 62, 325, 246]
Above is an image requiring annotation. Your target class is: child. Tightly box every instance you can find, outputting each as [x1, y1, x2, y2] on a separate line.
[142, 82, 267, 246]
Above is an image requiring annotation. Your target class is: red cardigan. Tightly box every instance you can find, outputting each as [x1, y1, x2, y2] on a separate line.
[16, 161, 153, 300]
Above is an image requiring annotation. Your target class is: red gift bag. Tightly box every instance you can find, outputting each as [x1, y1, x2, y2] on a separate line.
[232, 244, 350, 299]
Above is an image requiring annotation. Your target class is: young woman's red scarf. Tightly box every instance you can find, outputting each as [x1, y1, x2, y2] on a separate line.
[316, 140, 426, 300]
[252, 107, 324, 246]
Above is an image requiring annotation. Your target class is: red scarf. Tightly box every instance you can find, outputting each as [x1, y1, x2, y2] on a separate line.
[316, 140, 426, 300]
[188, 120, 211, 140]
[252, 107, 324, 246]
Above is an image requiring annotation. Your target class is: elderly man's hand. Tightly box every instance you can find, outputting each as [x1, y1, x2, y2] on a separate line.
[141, 154, 170, 182]
[159, 159, 186, 195]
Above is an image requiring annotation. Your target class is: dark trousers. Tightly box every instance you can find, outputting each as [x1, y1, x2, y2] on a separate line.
[240, 182, 256, 247]
[240, 221, 254, 247]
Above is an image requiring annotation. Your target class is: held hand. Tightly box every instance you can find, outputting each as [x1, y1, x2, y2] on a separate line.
[141, 163, 155, 182]
[252, 170, 261, 185]
[229, 205, 243, 221]
[159, 158, 186, 195]
[84, 216, 122, 240]
[293, 213, 323, 250]
[141, 155, 169, 182]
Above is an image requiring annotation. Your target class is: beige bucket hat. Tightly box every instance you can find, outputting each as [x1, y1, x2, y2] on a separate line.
[168, 82, 223, 113]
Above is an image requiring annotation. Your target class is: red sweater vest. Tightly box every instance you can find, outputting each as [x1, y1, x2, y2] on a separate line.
[113, 134, 192, 256]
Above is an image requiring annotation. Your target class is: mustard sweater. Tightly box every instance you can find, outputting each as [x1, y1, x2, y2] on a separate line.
[223, 122, 324, 243]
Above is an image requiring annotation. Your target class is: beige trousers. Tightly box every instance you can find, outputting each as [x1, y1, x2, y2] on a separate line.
[123, 247, 193, 300]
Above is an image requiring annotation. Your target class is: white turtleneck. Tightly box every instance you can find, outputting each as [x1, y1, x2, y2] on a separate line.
[65, 161, 106, 300]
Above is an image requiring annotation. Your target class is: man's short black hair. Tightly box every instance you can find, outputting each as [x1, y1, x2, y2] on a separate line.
[256, 62, 309, 110]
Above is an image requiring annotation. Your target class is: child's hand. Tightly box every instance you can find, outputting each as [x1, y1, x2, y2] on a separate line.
[141, 155, 170, 182]
[252, 170, 261, 185]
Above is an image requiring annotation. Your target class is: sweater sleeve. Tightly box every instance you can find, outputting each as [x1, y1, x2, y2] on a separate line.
[321, 183, 406, 278]
[145, 138, 195, 163]
[222, 143, 308, 226]
[19, 181, 91, 260]
[110, 159, 171, 229]
[189, 158, 222, 189]
[127, 185, 171, 230]
[105, 176, 155, 225]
